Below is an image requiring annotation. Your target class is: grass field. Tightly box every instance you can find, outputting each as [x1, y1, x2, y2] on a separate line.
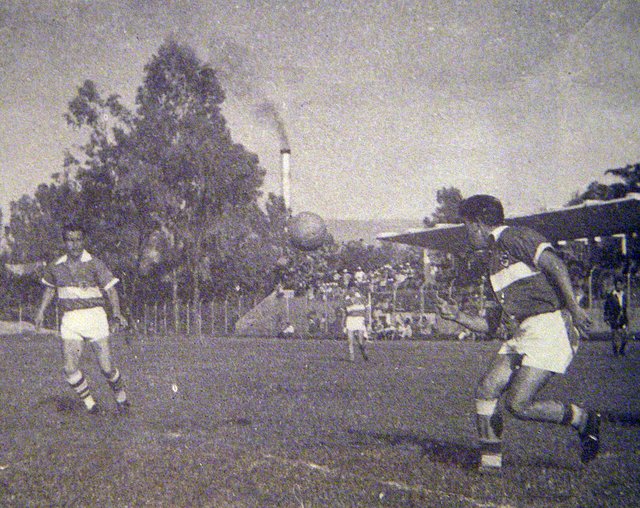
[1, 333, 639, 507]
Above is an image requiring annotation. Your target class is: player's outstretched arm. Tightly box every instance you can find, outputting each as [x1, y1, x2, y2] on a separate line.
[537, 249, 593, 336]
[434, 295, 490, 333]
[106, 286, 128, 331]
[35, 287, 55, 332]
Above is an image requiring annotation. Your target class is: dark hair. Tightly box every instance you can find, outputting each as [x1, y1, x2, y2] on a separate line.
[458, 195, 504, 226]
[62, 220, 86, 239]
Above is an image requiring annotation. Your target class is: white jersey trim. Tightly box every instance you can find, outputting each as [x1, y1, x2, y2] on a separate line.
[103, 278, 119, 291]
[490, 261, 539, 292]
[58, 286, 103, 300]
[490, 225, 509, 240]
[533, 242, 553, 266]
[54, 250, 93, 265]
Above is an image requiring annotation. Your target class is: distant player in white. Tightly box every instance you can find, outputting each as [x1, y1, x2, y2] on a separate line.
[35, 221, 130, 415]
[436, 195, 600, 472]
[343, 286, 369, 362]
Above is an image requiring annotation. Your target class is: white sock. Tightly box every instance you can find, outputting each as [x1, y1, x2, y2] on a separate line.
[570, 404, 587, 431]
[84, 395, 96, 410]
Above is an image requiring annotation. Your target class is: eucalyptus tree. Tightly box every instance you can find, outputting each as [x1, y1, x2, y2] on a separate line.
[423, 187, 464, 227]
[63, 78, 155, 303]
[118, 39, 266, 307]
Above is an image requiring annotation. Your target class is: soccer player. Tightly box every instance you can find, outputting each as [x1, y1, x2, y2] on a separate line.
[435, 194, 600, 472]
[343, 286, 370, 362]
[34, 221, 130, 415]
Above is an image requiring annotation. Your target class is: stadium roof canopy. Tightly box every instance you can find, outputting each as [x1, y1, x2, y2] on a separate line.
[377, 194, 640, 253]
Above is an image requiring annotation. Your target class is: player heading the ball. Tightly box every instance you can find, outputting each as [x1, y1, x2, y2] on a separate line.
[435, 194, 600, 473]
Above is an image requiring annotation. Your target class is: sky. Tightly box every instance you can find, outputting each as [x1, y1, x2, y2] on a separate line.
[1, 0, 639, 222]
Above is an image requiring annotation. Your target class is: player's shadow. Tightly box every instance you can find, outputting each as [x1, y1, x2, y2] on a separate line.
[604, 410, 640, 427]
[37, 394, 85, 412]
[348, 429, 478, 470]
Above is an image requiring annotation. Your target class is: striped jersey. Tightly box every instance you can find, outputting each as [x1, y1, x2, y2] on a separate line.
[488, 225, 561, 322]
[41, 250, 119, 312]
[345, 296, 367, 317]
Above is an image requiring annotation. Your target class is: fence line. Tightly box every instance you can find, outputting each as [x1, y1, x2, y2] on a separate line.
[130, 295, 260, 337]
[127, 289, 437, 338]
[3, 285, 632, 340]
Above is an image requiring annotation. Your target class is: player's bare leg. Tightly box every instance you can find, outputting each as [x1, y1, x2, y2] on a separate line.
[347, 331, 355, 362]
[474, 353, 518, 472]
[90, 337, 129, 413]
[356, 330, 368, 361]
[504, 364, 600, 463]
[504, 365, 565, 422]
[62, 339, 98, 413]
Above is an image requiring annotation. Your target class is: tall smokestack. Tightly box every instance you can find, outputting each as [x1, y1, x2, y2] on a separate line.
[280, 148, 291, 211]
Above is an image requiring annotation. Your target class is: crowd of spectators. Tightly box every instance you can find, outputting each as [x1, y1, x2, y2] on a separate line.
[278, 257, 494, 341]
[308, 262, 423, 299]
[290, 262, 454, 340]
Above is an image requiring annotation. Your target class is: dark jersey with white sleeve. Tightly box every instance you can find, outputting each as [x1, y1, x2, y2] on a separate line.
[41, 250, 119, 312]
[488, 225, 562, 323]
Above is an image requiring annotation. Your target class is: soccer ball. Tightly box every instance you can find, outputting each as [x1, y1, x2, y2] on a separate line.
[287, 212, 328, 251]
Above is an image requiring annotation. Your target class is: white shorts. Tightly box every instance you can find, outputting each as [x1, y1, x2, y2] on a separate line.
[498, 310, 579, 374]
[60, 307, 110, 342]
[345, 315, 367, 332]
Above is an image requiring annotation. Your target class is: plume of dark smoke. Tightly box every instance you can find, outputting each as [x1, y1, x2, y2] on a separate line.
[206, 37, 254, 98]
[255, 101, 289, 151]
[206, 36, 290, 150]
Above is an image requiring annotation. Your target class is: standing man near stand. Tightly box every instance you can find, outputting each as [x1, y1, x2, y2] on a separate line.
[604, 275, 629, 357]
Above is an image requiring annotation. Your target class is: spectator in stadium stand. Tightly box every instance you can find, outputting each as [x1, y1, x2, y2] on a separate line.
[394, 269, 408, 287]
[380, 314, 396, 340]
[307, 311, 320, 336]
[279, 322, 295, 339]
[435, 194, 600, 473]
[398, 317, 413, 339]
[603, 275, 629, 357]
[34, 221, 131, 415]
[380, 299, 392, 327]
[342, 269, 352, 289]
[418, 313, 436, 337]
[378, 267, 389, 289]
[354, 266, 366, 285]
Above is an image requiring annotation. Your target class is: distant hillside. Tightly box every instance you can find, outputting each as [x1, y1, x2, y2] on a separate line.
[325, 219, 424, 244]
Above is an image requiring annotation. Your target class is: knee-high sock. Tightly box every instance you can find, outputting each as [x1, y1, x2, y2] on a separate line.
[102, 368, 127, 403]
[562, 403, 587, 432]
[347, 333, 355, 361]
[476, 398, 503, 468]
[66, 370, 96, 410]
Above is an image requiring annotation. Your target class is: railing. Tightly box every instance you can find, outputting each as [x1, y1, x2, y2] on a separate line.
[0, 302, 60, 332]
[130, 296, 259, 336]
